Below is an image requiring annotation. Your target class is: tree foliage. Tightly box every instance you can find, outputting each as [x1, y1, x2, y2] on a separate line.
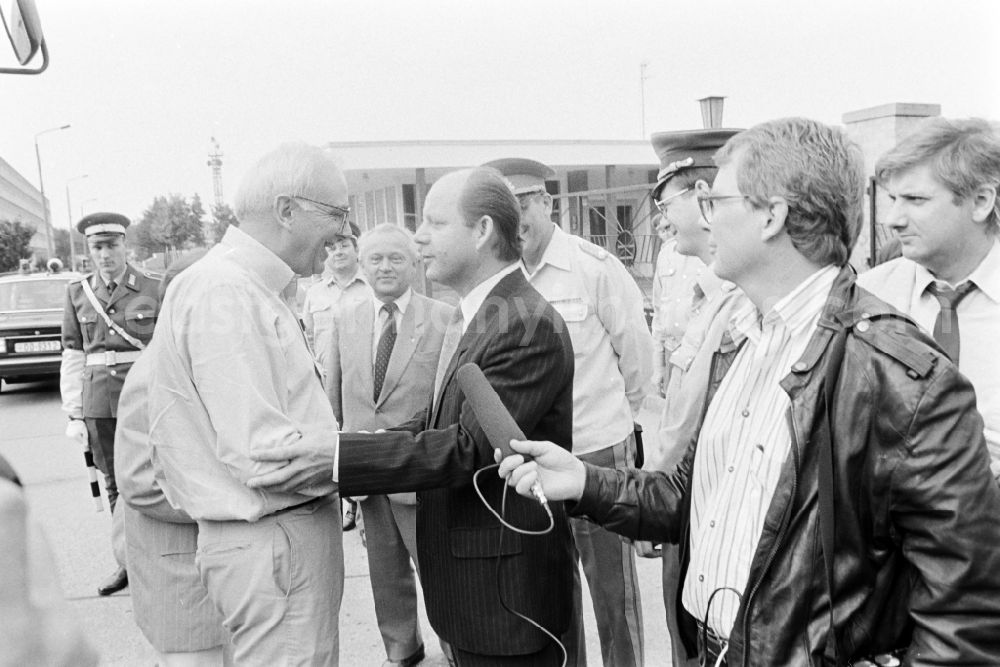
[131, 193, 207, 258]
[53, 228, 71, 265]
[209, 202, 239, 244]
[0, 220, 37, 272]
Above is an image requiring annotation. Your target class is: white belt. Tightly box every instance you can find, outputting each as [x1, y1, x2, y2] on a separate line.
[85, 350, 143, 367]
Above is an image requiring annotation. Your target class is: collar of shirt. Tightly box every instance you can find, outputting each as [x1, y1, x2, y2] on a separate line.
[325, 268, 367, 290]
[371, 288, 412, 320]
[219, 226, 295, 295]
[522, 223, 572, 277]
[459, 262, 521, 333]
[96, 268, 128, 290]
[728, 264, 840, 346]
[913, 238, 1000, 304]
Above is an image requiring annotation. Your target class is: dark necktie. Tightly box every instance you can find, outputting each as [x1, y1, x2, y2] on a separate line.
[926, 281, 976, 365]
[373, 302, 398, 402]
[106, 281, 117, 300]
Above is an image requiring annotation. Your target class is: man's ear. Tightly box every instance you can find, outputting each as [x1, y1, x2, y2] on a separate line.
[971, 183, 998, 225]
[761, 195, 789, 242]
[274, 195, 296, 231]
[474, 215, 495, 252]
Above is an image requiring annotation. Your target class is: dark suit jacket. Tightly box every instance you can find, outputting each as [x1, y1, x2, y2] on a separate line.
[339, 270, 576, 656]
[327, 292, 454, 504]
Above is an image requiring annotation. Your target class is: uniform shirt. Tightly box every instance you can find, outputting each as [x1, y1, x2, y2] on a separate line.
[858, 239, 1000, 476]
[523, 224, 653, 455]
[683, 264, 839, 636]
[302, 268, 370, 365]
[60, 265, 161, 418]
[654, 280, 743, 471]
[651, 240, 712, 384]
[148, 226, 337, 522]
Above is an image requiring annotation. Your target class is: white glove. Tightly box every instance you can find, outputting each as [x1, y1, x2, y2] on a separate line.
[65, 420, 88, 447]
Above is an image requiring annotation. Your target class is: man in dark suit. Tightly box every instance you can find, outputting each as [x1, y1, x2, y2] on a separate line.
[250, 167, 576, 665]
[326, 223, 454, 667]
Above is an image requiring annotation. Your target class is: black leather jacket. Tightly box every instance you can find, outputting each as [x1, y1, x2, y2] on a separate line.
[573, 267, 1000, 665]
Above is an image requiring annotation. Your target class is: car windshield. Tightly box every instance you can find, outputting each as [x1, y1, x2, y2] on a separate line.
[0, 279, 69, 312]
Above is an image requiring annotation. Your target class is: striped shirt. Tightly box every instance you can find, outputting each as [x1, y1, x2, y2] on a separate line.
[682, 264, 839, 636]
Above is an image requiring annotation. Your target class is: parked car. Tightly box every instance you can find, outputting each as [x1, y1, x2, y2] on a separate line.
[0, 271, 80, 390]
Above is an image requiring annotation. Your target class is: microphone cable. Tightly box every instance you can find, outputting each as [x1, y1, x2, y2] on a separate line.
[473, 463, 567, 667]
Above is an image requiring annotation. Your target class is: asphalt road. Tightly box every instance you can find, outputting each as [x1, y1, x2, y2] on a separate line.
[0, 378, 673, 666]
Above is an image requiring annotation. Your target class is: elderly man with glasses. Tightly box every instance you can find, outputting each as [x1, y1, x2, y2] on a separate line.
[498, 118, 1000, 666]
[146, 143, 352, 665]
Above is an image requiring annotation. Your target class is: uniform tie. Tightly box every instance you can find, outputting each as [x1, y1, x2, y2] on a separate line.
[926, 281, 976, 365]
[433, 309, 465, 404]
[373, 302, 398, 402]
[106, 281, 117, 301]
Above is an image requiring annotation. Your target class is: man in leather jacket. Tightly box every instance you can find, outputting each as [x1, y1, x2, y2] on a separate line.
[498, 118, 1000, 666]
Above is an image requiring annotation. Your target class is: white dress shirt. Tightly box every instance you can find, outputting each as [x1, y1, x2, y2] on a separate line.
[149, 226, 338, 521]
[858, 240, 1000, 476]
[683, 264, 839, 636]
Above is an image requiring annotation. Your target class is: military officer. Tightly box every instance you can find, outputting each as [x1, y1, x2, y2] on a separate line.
[484, 158, 653, 666]
[60, 212, 161, 596]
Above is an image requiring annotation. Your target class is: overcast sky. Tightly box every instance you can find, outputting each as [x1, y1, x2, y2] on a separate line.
[1, 0, 998, 231]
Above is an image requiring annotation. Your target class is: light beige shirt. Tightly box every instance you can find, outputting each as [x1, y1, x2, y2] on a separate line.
[523, 225, 653, 455]
[302, 268, 370, 365]
[149, 226, 338, 522]
[858, 239, 1000, 475]
[683, 264, 839, 636]
[651, 239, 713, 365]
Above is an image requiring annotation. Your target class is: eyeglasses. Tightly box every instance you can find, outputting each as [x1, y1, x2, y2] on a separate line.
[696, 194, 749, 225]
[292, 195, 351, 228]
[653, 187, 691, 217]
[516, 188, 546, 211]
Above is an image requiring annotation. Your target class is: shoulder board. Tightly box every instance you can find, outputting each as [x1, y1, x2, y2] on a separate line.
[68, 276, 85, 285]
[849, 313, 936, 379]
[574, 237, 610, 261]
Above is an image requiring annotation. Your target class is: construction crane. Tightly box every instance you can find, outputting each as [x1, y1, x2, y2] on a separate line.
[207, 137, 224, 207]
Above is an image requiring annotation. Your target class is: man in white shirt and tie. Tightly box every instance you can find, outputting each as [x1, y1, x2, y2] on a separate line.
[858, 117, 1000, 479]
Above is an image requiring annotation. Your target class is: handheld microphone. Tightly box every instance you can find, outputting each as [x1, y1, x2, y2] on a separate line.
[455, 363, 548, 507]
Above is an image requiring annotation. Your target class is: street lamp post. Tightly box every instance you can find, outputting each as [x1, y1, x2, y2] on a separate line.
[65, 174, 88, 271]
[33, 123, 71, 258]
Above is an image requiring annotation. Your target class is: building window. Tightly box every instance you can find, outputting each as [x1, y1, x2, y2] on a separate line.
[385, 185, 397, 225]
[365, 191, 376, 228]
[617, 205, 633, 232]
[545, 179, 560, 225]
[375, 188, 386, 224]
[402, 184, 417, 231]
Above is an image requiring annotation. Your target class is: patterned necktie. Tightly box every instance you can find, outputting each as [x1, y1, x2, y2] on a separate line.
[373, 302, 398, 402]
[926, 281, 976, 365]
[433, 309, 465, 404]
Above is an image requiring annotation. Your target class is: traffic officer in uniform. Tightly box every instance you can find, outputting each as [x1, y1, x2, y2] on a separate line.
[60, 212, 161, 596]
[484, 158, 653, 666]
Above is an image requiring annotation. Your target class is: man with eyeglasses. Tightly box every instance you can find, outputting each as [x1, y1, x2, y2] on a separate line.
[641, 128, 743, 667]
[497, 118, 1000, 665]
[483, 157, 653, 667]
[146, 143, 352, 665]
[324, 223, 454, 667]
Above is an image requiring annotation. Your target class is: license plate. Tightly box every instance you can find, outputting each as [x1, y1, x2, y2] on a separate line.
[14, 340, 61, 353]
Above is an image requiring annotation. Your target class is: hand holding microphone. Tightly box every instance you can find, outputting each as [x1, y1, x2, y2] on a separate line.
[456, 363, 585, 505]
